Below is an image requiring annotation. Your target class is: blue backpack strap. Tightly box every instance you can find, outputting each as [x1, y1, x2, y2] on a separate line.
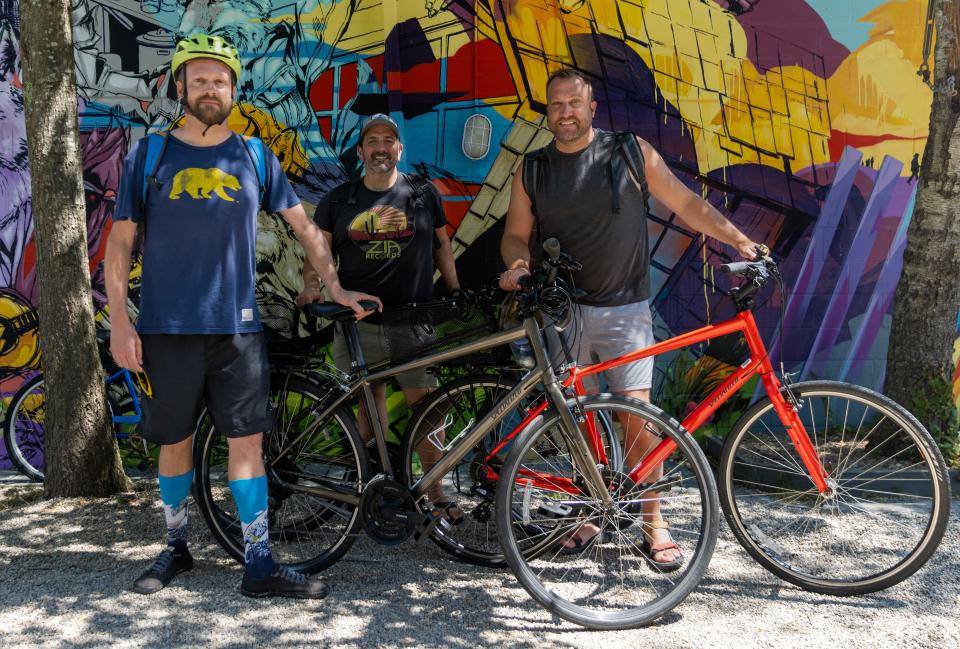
[140, 132, 170, 215]
[241, 135, 267, 207]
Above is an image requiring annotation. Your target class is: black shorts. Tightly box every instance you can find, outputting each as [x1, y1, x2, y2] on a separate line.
[140, 333, 271, 445]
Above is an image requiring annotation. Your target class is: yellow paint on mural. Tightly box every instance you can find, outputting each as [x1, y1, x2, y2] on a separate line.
[493, 0, 832, 175]
[827, 0, 932, 169]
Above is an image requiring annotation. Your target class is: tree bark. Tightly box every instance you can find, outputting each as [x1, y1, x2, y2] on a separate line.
[885, 0, 960, 448]
[19, 0, 131, 496]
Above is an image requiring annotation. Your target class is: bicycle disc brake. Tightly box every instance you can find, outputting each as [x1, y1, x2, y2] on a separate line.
[359, 477, 419, 544]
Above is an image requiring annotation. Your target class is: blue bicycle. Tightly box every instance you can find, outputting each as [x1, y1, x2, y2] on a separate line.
[2, 336, 155, 482]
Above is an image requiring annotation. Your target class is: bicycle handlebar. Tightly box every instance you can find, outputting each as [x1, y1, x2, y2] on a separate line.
[718, 245, 779, 311]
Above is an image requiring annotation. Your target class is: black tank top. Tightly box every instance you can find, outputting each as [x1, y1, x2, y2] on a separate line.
[528, 129, 650, 306]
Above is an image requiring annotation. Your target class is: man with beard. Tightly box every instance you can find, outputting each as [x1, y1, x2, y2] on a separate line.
[297, 114, 464, 521]
[499, 69, 760, 569]
[105, 33, 379, 598]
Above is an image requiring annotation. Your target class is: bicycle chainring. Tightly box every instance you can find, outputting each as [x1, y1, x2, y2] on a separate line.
[359, 476, 419, 544]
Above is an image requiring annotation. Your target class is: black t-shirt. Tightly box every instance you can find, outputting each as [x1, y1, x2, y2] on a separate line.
[527, 130, 650, 306]
[314, 175, 447, 308]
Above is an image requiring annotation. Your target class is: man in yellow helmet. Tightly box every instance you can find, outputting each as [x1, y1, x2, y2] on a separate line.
[105, 33, 380, 599]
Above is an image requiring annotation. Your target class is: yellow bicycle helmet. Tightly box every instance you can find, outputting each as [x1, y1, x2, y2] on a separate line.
[172, 33, 241, 81]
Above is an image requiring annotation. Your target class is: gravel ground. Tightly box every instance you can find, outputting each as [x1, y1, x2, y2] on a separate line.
[0, 474, 957, 649]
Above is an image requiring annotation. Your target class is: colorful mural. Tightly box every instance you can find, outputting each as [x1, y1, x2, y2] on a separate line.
[0, 0, 951, 468]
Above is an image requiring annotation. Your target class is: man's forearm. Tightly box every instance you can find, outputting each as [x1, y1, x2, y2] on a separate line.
[104, 233, 134, 328]
[301, 260, 321, 289]
[434, 238, 459, 291]
[678, 197, 750, 248]
[292, 219, 344, 297]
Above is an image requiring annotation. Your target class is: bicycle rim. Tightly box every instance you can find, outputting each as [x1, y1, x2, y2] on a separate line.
[720, 380, 950, 595]
[195, 374, 367, 572]
[3, 375, 46, 482]
[497, 395, 718, 630]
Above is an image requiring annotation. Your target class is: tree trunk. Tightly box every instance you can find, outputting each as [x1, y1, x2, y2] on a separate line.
[19, 0, 131, 496]
[885, 0, 960, 450]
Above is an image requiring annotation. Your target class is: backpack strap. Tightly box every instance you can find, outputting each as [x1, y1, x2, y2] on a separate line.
[241, 135, 267, 208]
[401, 172, 434, 206]
[615, 131, 652, 214]
[140, 132, 170, 215]
[521, 147, 548, 245]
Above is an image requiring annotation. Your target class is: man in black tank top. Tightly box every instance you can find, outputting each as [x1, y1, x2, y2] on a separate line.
[500, 69, 760, 569]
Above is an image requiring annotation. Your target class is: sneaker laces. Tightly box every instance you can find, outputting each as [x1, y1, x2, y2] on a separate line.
[272, 565, 307, 585]
[148, 549, 176, 575]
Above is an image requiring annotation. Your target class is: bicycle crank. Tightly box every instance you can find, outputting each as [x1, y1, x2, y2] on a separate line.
[359, 477, 421, 545]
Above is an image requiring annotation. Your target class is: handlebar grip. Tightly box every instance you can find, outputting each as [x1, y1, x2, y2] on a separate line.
[517, 274, 536, 290]
[358, 299, 379, 311]
[720, 261, 754, 275]
[542, 237, 561, 262]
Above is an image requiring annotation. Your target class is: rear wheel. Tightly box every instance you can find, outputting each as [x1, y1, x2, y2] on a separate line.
[193, 373, 367, 572]
[719, 380, 951, 595]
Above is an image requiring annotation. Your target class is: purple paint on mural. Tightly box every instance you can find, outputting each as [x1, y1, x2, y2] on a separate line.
[801, 156, 904, 381]
[734, 0, 849, 77]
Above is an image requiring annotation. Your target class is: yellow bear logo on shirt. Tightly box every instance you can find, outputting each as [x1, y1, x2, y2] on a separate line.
[168, 168, 242, 202]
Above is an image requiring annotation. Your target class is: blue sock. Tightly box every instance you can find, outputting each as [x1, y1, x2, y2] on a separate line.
[229, 475, 275, 578]
[158, 469, 193, 553]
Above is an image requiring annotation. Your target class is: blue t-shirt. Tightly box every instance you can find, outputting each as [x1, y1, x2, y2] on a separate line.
[113, 133, 299, 334]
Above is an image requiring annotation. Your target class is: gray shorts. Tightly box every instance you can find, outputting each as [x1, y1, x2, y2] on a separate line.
[332, 321, 437, 389]
[562, 301, 654, 392]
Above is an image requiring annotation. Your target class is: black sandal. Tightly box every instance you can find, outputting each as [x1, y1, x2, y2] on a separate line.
[434, 500, 465, 526]
[639, 520, 684, 572]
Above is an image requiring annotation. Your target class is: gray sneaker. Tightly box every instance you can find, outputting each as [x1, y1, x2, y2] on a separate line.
[240, 565, 329, 599]
[132, 547, 194, 594]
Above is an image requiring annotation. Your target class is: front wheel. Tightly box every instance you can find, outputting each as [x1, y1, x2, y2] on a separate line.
[193, 373, 368, 572]
[496, 395, 718, 630]
[719, 380, 951, 595]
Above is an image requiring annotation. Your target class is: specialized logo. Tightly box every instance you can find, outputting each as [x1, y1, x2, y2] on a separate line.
[168, 167, 242, 202]
[347, 204, 415, 260]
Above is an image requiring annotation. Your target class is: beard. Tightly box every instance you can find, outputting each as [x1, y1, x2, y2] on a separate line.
[185, 94, 232, 127]
[364, 152, 397, 174]
[549, 116, 591, 144]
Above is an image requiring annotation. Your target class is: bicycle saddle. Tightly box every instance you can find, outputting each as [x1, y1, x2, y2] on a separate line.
[302, 300, 379, 321]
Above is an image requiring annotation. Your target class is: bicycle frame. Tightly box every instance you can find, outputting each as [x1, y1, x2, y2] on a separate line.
[269, 314, 614, 508]
[564, 309, 831, 493]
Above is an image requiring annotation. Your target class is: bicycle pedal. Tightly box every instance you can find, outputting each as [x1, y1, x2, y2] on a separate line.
[413, 508, 445, 542]
[537, 502, 573, 519]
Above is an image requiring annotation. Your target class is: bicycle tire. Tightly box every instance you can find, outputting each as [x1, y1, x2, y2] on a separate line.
[496, 394, 718, 630]
[404, 373, 624, 566]
[3, 374, 46, 482]
[193, 372, 368, 573]
[719, 380, 951, 595]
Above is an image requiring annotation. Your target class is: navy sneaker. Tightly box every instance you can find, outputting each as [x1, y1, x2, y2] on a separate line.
[240, 565, 329, 599]
[132, 547, 194, 594]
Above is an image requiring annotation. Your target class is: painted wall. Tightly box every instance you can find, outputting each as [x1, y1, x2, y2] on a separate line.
[0, 0, 949, 467]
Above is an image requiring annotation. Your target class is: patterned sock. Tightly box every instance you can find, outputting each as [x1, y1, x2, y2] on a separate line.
[229, 475, 275, 579]
[158, 469, 194, 553]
